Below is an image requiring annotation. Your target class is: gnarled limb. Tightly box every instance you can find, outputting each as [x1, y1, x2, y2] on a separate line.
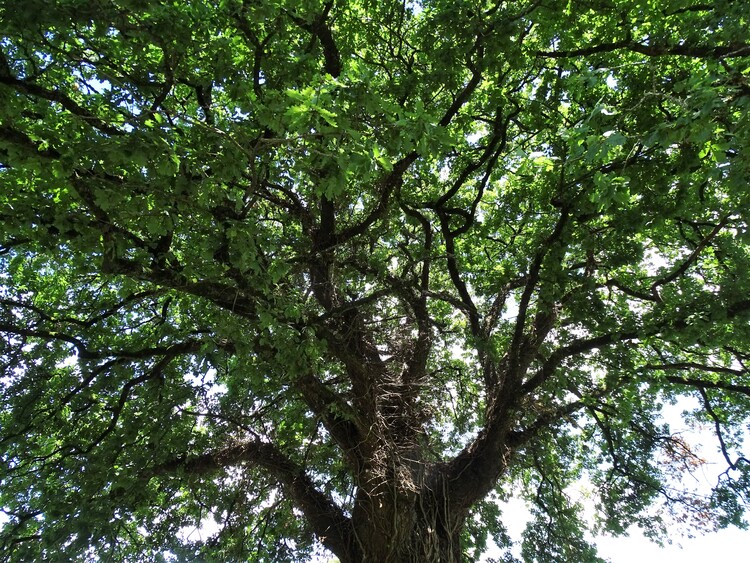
[151, 438, 360, 562]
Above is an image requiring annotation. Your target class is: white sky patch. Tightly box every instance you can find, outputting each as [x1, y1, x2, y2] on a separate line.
[177, 513, 221, 544]
[466, 130, 485, 146]
[55, 355, 78, 369]
[594, 396, 749, 562]
[478, 395, 749, 562]
[439, 163, 451, 181]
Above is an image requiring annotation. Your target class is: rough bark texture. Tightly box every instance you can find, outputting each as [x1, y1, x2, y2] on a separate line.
[348, 467, 465, 562]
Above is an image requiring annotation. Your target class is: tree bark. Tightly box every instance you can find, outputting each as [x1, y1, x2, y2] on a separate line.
[347, 469, 466, 563]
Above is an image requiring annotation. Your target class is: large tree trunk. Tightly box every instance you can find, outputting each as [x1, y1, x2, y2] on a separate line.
[331, 404, 517, 563]
[348, 473, 466, 563]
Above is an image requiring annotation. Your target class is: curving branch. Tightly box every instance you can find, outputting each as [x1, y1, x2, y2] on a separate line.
[334, 154, 418, 247]
[398, 203, 434, 383]
[0, 74, 122, 136]
[0, 291, 163, 329]
[650, 216, 731, 297]
[522, 330, 640, 394]
[523, 293, 750, 398]
[0, 323, 214, 367]
[606, 278, 660, 303]
[0, 322, 93, 358]
[296, 374, 364, 470]
[507, 207, 571, 384]
[150, 438, 360, 561]
[0, 125, 61, 159]
[437, 210, 481, 336]
[82, 352, 178, 453]
[698, 387, 738, 470]
[508, 399, 588, 448]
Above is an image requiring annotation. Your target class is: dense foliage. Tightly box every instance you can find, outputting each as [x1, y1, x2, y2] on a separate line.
[1, 0, 750, 561]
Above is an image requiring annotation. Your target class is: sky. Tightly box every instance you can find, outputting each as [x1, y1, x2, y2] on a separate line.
[494, 494, 747, 563]
[595, 526, 747, 563]
[490, 395, 749, 563]
[594, 449, 748, 562]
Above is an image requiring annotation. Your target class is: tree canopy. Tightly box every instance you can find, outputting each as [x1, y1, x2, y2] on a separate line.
[1, 0, 750, 561]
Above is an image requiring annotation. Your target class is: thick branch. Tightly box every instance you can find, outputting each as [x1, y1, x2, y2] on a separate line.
[441, 402, 515, 515]
[440, 209, 574, 511]
[152, 439, 359, 560]
[0, 125, 61, 159]
[0, 75, 122, 135]
[289, 1, 341, 78]
[297, 374, 364, 470]
[522, 330, 641, 394]
[507, 208, 570, 384]
[657, 370, 750, 397]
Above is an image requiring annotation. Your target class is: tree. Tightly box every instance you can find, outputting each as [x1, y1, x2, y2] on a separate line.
[1, 0, 749, 560]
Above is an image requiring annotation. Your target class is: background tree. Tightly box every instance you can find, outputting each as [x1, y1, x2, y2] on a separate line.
[1, 0, 750, 561]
